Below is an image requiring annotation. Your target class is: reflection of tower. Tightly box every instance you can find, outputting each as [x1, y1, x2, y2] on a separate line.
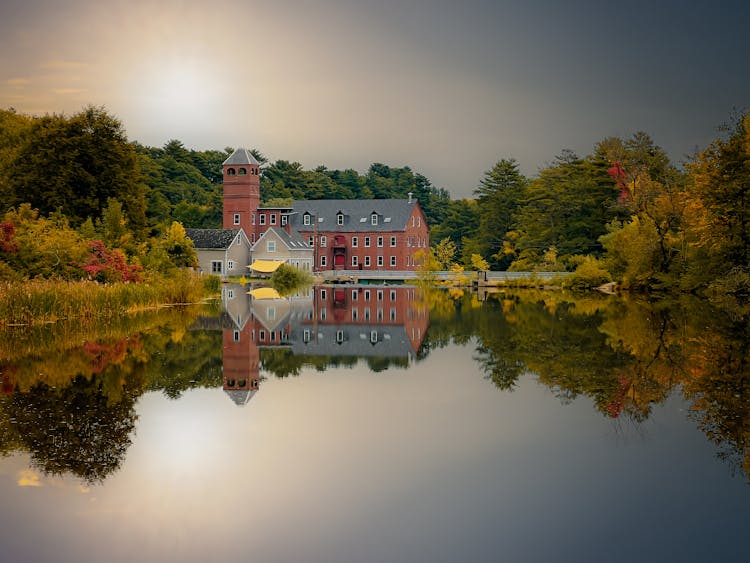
[223, 323, 260, 406]
[221, 283, 261, 406]
[222, 148, 261, 240]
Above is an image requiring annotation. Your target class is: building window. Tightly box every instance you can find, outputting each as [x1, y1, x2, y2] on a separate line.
[370, 330, 378, 343]
[233, 329, 240, 342]
[270, 213, 277, 225]
[377, 256, 384, 267]
[390, 256, 396, 267]
[227, 168, 236, 176]
[309, 236, 314, 246]
[364, 237, 371, 248]
[412, 216, 415, 227]
[259, 330, 266, 341]
[390, 236, 396, 247]
[304, 213, 311, 226]
[337, 213, 344, 225]
[252, 213, 256, 225]
[364, 290, 371, 302]
[260, 214, 266, 225]
[228, 260, 235, 270]
[377, 290, 383, 301]
[336, 330, 344, 343]
[377, 236, 383, 247]
[364, 256, 371, 267]
[352, 289, 358, 301]
[281, 214, 288, 226]
[239, 167, 247, 175]
[371, 213, 378, 225]
[267, 240, 276, 252]
[377, 308, 383, 320]
[320, 255, 327, 267]
[268, 307, 276, 320]
[303, 329, 311, 343]
[390, 289, 397, 301]
[321, 289, 327, 300]
[352, 255, 358, 267]
[390, 308, 397, 321]
[320, 236, 327, 247]
[352, 308, 358, 320]
[211, 260, 222, 273]
[364, 308, 371, 320]
[226, 289, 234, 299]
[352, 236, 358, 247]
[233, 213, 240, 225]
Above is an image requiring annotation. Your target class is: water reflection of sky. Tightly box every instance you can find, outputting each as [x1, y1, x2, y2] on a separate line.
[2, 339, 748, 563]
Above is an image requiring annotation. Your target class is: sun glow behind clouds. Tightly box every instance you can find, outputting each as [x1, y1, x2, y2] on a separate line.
[125, 57, 230, 142]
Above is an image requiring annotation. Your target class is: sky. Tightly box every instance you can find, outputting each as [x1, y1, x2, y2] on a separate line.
[1, 0, 748, 198]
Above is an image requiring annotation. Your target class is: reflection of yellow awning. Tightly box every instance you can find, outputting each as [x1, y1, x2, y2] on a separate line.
[249, 260, 284, 273]
[247, 287, 282, 300]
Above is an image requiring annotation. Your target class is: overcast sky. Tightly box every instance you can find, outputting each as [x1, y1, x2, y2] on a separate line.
[1, 0, 748, 198]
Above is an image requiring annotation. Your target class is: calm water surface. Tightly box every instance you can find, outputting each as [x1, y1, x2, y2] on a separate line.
[1, 285, 749, 562]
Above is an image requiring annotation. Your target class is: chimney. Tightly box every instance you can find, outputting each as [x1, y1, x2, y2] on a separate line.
[407, 192, 413, 204]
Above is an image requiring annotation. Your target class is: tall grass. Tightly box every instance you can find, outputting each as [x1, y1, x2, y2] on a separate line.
[0, 271, 218, 327]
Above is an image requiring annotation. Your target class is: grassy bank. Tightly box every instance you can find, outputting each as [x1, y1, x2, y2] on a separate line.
[0, 271, 220, 327]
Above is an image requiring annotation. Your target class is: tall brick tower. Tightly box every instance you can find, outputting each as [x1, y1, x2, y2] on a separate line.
[222, 148, 261, 239]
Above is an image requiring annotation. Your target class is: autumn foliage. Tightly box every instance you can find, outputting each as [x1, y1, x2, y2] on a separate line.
[75, 240, 142, 283]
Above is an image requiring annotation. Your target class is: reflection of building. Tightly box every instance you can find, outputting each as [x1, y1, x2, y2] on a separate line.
[293, 285, 428, 361]
[216, 283, 429, 405]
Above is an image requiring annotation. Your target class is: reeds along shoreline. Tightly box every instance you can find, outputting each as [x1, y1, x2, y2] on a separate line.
[0, 273, 219, 328]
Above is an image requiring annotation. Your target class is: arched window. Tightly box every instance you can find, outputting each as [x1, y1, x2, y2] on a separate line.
[227, 168, 236, 176]
[239, 167, 247, 175]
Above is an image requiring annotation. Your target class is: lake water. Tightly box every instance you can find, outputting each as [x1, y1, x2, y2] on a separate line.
[1, 284, 749, 563]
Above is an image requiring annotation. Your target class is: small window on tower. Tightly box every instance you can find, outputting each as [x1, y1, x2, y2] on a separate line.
[227, 168, 236, 176]
[239, 167, 247, 175]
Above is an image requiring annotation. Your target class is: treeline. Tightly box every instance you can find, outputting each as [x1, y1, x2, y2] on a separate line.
[2, 104, 749, 296]
[435, 114, 750, 299]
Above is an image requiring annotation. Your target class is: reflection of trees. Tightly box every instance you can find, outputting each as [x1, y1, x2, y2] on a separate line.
[258, 347, 405, 377]
[681, 314, 750, 478]
[143, 328, 222, 399]
[2, 376, 138, 483]
[428, 288, 750, 480]
[0, 304, 221, 482]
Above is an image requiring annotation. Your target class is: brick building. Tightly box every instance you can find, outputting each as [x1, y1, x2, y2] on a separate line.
[220, 148, 430, 272]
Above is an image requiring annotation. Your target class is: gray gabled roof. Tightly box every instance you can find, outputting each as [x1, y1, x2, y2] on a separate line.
[256, 227, 311, 251]
[288, 199, 418, 232]
[222, 148, 260, 166]
[185, 228, 242, 250]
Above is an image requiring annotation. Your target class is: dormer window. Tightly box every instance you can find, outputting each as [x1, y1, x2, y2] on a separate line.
[337, 212, 344, 226]
[303, 213, 312, 226]
[371, 213, 378, 225]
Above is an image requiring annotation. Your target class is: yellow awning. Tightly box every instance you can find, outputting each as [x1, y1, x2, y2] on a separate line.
[247, 287, 282, 300]
[248, 260, 284, 273]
